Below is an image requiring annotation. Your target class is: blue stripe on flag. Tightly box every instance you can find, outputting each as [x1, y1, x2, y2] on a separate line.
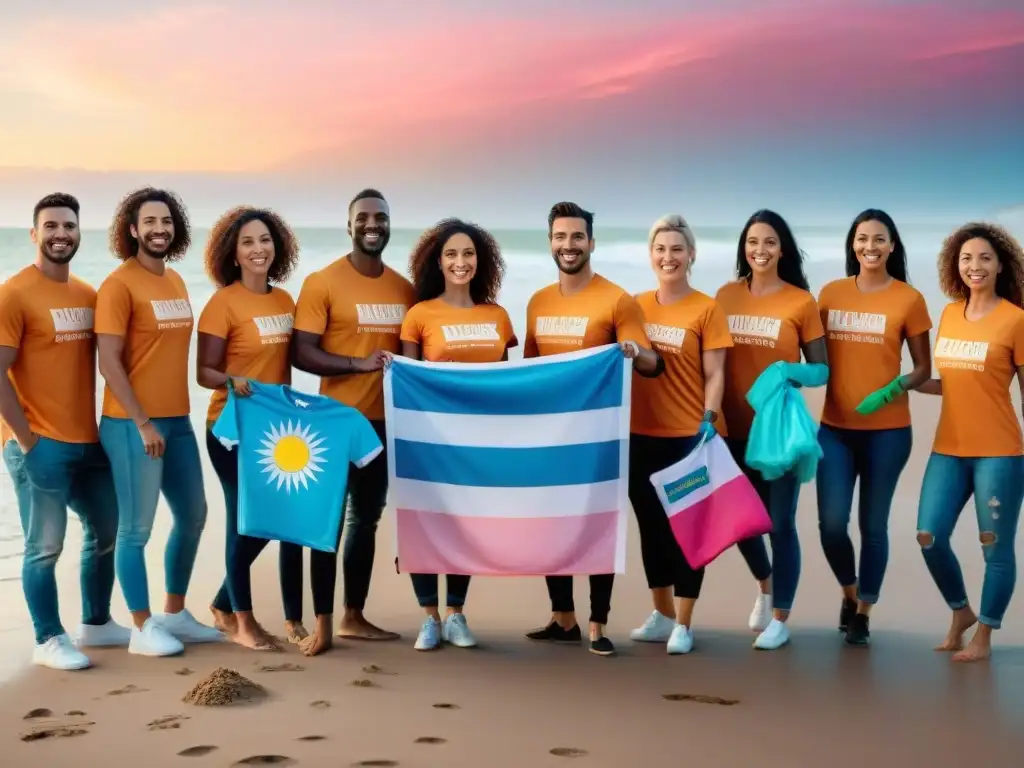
[391, 345, 624, 415]
[394, 439, 622, 488]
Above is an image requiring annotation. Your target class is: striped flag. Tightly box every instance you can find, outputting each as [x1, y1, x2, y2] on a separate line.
[383, 344, 631, 575]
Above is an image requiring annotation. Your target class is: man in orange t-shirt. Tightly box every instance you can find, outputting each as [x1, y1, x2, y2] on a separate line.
[292, 188, 416, 653]
[523, 201, 662, 657]
[0, 194, 129, 671]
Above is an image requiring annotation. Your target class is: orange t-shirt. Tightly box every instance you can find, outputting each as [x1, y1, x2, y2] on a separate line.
[524, 273, 649, 358]
[715, 280, 825, 441]
[631, 290, 733, 438]
[932, 299, 1024, 458]
[400, 298, 518, 363]
[818, 277, 933, 430]
[95, 258, 194, 420]
[293, 255, 415, 420]
[0, 266, 98, 444]
[198, 282, 295, 425]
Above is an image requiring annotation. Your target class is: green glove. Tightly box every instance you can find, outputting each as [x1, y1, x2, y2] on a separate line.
[855, 376, 908, 415]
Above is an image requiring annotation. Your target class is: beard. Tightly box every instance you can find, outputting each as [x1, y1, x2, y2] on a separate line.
[42, 240, 79, 265]
[356, 227, 390, 256]
[552, 248, 590, 275]
[138, 233, 174, 259]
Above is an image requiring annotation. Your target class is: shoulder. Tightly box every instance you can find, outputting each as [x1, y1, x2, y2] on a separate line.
[889, 279, 925, 303]
[784, 282, 817, 306]
[68, 273, 97, 298]
[817, 277, 850, 303]
[938, 301, 962, 325]
[270, 286, 296, 310]
[714, 279, 744, 301]
[527, 283, 559, 308]
[404, 299, 435, 321]
[382, 262, 413, 288]
[1, 265, 37, 292]
[98, 262, 132, 293]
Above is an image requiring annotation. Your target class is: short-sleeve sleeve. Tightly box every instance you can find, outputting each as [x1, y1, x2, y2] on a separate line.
[701, 301, 733, 351]
[1012, 315, 1024, 368]
[798, 294, 825, 343]
[293, 272, 330, 335]
[211, 387, 240, 448]
[94, 277, 133, 337]
[0, 285, 24, 349]
[613, 293, 650, 348]
[500, 307, 518, 349]
[904, 291, 933, 339]
[198, 292, 231, 339]
[399, 304, 424, 344]
[350, 414, 384, 468]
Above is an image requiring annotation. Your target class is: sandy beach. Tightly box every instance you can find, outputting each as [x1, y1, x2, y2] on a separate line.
[1, 392, 1023, 767]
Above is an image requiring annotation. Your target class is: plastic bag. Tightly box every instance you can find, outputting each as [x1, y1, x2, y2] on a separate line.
[744, 362, 822, 483]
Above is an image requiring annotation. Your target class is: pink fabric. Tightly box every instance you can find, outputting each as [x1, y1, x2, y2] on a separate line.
[668, 473, 772, 569]
[396, 508, 619, 575]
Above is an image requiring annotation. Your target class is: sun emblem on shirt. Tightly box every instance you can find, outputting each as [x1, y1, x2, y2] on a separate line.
[257, 420, 328, 493]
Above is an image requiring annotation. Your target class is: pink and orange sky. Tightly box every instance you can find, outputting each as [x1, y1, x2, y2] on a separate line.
[0, 0, 1021, 227]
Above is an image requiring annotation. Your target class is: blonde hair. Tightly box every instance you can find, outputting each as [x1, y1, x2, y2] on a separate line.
[648, 214, 696, 253]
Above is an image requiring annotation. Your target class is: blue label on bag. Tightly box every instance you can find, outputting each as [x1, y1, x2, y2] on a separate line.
[664, 466, 710, 503]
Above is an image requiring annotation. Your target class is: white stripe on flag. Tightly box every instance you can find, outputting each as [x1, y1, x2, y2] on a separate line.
[657, 435, 745, 513]
[392, 477, 621, 518]
[389, 406, 623, 449]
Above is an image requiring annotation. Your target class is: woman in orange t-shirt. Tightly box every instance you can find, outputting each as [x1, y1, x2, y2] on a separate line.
[715, 209, 828, 652]
[398, 218, 517, 652]
[815, 209, 933, 647]
[196, 207, 303, 652]
[915, 223, 1024, 663]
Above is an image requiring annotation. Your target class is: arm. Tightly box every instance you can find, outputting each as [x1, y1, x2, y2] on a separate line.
[615, 294, 663, 377]
[292, 330, 384, 375]
[1018, 366, 1024, 420]
[0, 346, 35, 450]
[901, 331, 933, 391]
[701, 348, 727, 414]
[400, 340, 422, 361]
[97, 334, 151, 427]
[916, 379, 942, 395]
[801, 336, 828, 366]
[196, 332, 252, 395]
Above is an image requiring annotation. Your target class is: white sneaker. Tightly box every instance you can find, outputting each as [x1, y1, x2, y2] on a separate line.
[754, 618, 790, 650]
[629, 610, 675, 642]
[129, 618, 185, 657]
[667, 624, 694, 655]
[33, 633, 91, 671]
[748, 593, 772, 632]
[442, 613, 477, 648]
[415, 616, 442, 651]
[152, 609, 224, 643]
[76, 619, 132, 648]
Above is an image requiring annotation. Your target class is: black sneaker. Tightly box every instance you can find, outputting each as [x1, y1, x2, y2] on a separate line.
[845, 613, 870, 646]
[525, 621, 581, 643]
[589, 636, 616, 656]
[838, 598, 857, 632]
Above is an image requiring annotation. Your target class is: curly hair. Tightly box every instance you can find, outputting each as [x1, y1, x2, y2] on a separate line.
[408, 218, 506, 304]
[109, 187, 191, 261]
[845, 208, 909, 283]
[735, 209, 810, 291]
[203, 206, 300, 288]
[937, 222, 1024, 308]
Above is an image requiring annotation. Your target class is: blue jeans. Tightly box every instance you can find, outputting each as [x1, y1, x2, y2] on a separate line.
[726, 438, 800, 612]
[99, 416, 207, 613]
[2, 437, 118, 644]
[917, 452, 1024, 628]
[816, 425, 912, 604]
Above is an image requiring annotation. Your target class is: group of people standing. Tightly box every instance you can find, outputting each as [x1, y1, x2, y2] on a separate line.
[1, 186, 1021, 673]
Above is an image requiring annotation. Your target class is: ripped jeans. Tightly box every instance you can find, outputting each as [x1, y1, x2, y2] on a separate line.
[916, 452, 1024, 628]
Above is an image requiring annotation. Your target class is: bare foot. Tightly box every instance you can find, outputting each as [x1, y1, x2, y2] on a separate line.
[285, 622, 309, 645]
[336, 616, 400, 641]
[935, 608, 977, 652]
[952, 630, 992, 663]
[299, 630, 333, 657]
[231, 625, 281, 652]
[211, 607, 238, 636]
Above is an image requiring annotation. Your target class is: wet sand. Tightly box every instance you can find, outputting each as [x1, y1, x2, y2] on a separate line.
[1, 394, 1023, 766]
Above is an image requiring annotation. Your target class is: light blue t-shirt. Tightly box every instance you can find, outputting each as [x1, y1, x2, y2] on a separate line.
[212, 381, 383, 552]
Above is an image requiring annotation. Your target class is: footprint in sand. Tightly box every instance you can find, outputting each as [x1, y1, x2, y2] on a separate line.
[352, 761, 399, 767]
[310, 700, 331, 709]
[661, 693, 739, 706]
[296, 735, 326, 741]
[107, 684, 148, 696]
[66, 710, 86, 717]
[23, 708, 53, 720]
[351, 678, 377, 688]
[361, 664, 393, 675]
[175, 668, 194, 676]
[232, 757, 296, 766]
[550, 747, 589, 758]
[259, 663, 304, 673]
[414, 737, 447, 745]
[148, 714, 190, 731]
[178, 745, 218, 757]
[20, 721, 96, 742]
[432, 703, 459, 710]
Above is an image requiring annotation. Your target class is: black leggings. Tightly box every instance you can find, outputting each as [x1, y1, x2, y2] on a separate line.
[207, 430, 304, 620]
[545, 575, 614, 625]
[629, 432, 772, 600]
[309, 420, 388, 616]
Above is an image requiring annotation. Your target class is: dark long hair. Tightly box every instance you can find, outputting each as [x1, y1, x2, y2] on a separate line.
[735, 209, 810, 291]
[408, 218, 506, 304]
[844, 209, 908, 282]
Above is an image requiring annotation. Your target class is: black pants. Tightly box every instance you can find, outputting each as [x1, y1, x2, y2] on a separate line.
[207, 431, 304, 620]
[310, 420, 388, 616]
[411, 574, 471, 608]
[545, 573, 614, 626]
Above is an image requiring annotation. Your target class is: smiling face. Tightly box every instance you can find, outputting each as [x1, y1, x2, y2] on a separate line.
[650, 230, 692, 286]
[32, 206, 81, 265]
[236, 218, 275, 279]
[549, 216, 593, 275]
[349, 197, 390, 256]
[958, 236, 1001, 294]
[744, 222, 781, 277]
[131, 200, 175, 258]
[853, 219, 894, 274]
[440, 232, 477, 288]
